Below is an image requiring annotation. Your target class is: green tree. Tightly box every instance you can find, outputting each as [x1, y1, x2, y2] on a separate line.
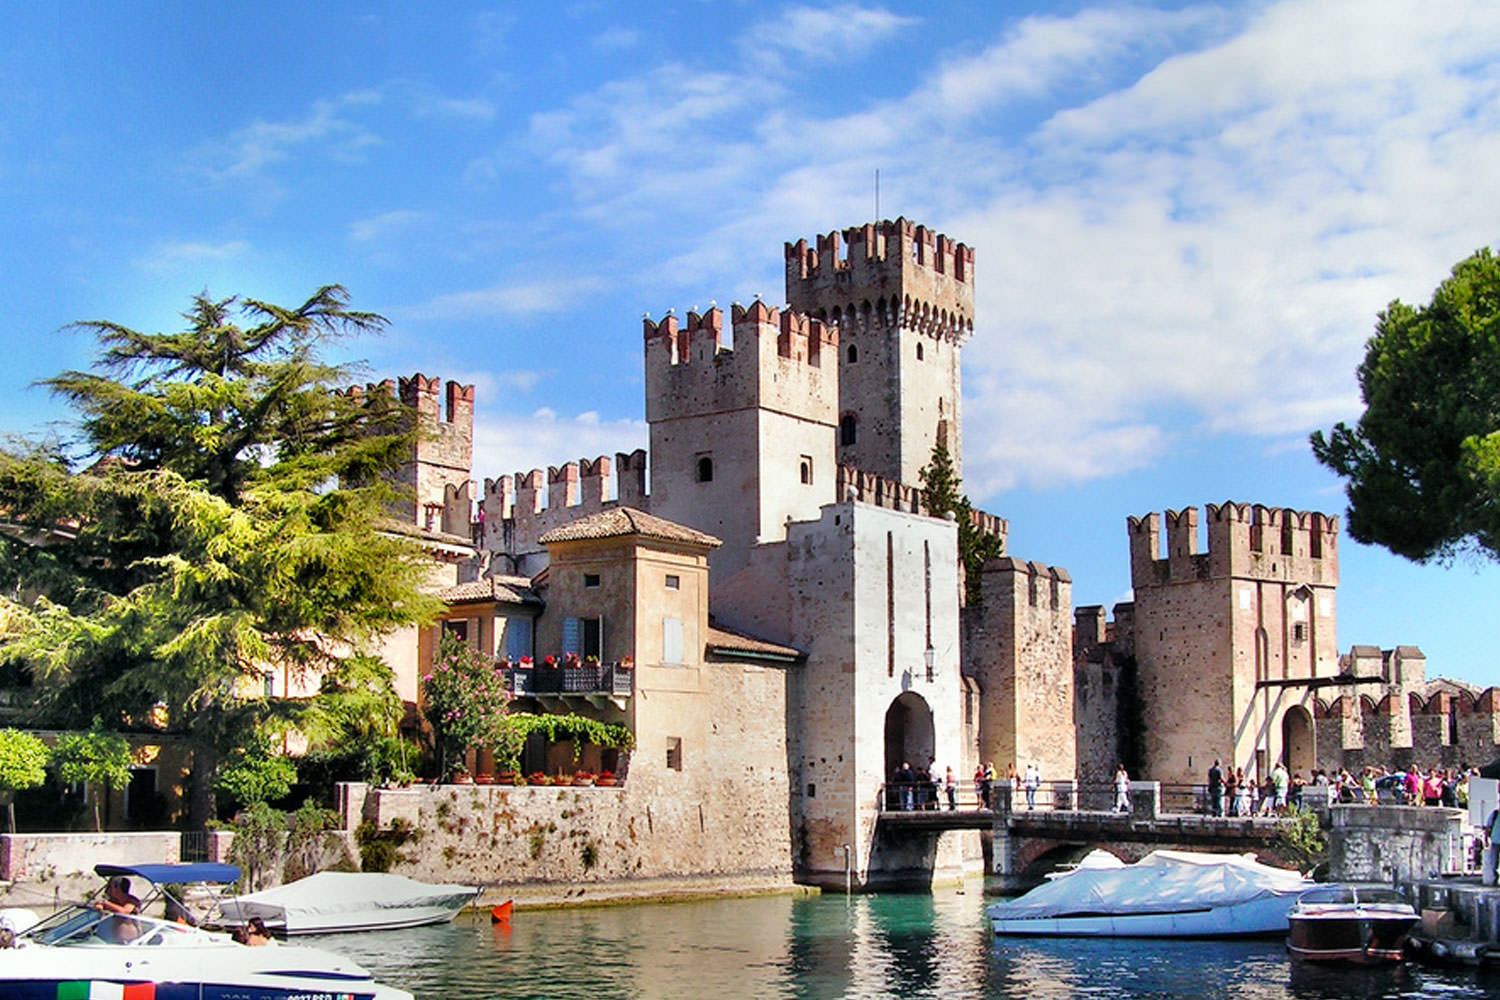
[0, 287, 444, 827]
[53, 721, 132, 831]
[1312, 248, 1500, 563]
[918, 442, 1005, 605]
[214, 739, 298, 810]
[0, 728, 50, 832]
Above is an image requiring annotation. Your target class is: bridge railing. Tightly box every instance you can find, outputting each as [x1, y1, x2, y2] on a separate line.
[876, 780, 1235, 817]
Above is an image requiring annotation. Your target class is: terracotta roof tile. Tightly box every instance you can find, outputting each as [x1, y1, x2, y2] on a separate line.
[706, 623, 803, 661]
[538, 507, 721, 547]
[440, 575, 541, 605]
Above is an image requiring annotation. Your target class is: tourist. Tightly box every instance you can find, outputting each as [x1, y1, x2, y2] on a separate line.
[1360, 767, 1376, 804]
[1233, 767, 1251, 817]
[1113, 764, 1130, 813]
[93, 875, 140, 943]
[1207, 758, 1224, 817]
[1289, 771, 1306, 808]
[246, 917, 272, 946]
[1458, 770, 1471, 809]
[986, 761, 1000, 809]
[1001, 763, 1017, 813]
[1225, 766, 1240, 816]
[1270, 761, 1290, 814]
[1484, 803, 1500, 887]
[1405, 767, 1422, 805]
[1441, 769, 1459, 808]
[1425, 768, 1444, 807]
[1024, 762, 1041, 811]
[944, 766, 957, 810]
[975, 764, 990, 810]
[896, 761, 915, 811]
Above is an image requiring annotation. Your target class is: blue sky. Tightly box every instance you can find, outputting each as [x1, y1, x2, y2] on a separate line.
[3, 1, 1498, 688]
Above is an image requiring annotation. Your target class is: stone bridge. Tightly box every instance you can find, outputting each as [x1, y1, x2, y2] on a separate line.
[875, 780, 1314, 889]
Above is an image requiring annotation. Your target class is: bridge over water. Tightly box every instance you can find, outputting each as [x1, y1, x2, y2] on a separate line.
[874, 781, 1310, 889]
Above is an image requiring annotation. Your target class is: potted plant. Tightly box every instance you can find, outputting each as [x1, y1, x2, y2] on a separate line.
[527, 772, 549, 786]
[596, 770, 618, 787]
[554, 772, 574, 787]
[574, 770, 595, 787]
[450, 766, 473, 785]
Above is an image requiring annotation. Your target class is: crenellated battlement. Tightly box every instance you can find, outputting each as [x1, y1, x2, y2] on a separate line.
[643, 301, 838, 429]
[835, 465, 922, 515]
[480, 452, 650, 574]
[784, 217, 974, 346]
[1129, 501, 1340, 588]
[977, 557, 1072, 612]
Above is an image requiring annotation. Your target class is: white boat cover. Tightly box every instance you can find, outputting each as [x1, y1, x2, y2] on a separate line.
[990, 850, 1309, 920]
[221, 872, 479, 933]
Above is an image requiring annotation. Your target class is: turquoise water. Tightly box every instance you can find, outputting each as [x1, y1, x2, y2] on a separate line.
[316, 885, 1500, 999]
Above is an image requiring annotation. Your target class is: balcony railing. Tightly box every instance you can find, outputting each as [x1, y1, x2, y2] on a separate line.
[504, 663, 634, 697]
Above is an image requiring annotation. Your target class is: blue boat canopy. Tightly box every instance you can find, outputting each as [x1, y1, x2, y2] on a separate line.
[94, 862, 241, 885]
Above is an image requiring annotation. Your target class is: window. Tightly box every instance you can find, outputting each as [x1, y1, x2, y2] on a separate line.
[799, 456, 813, 485]
[584, 573, 600, 589]
[443, 619, 469, 643]
[916, 342, 924, 361]
[666, 736, 683, 771]
[696, 456, 714, 482]
[665, 574, 680, 590]
[263, 673, 275, 698]
[847, 344, 858, 363]
[1292, 622, 1307, 644]
[563, 616, 604, 659]
[663, 617, 684, 664]
[505, 616, 533, 660]
[839, 414, 857, 447]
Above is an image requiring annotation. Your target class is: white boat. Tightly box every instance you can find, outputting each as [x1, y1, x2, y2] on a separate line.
[218, 871, 480, 935]
[988, 849, 1313, 938]
[2, 863, 412, 1000]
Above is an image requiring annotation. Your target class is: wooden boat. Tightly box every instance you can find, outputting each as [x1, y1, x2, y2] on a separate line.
[1287, 884, 1418, 963]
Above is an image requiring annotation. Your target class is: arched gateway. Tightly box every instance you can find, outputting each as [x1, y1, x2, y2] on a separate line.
[1281, 705, 1314, 775]
[885, 692, 936, 787]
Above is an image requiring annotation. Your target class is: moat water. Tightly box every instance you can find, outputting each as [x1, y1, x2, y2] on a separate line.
[318, 884, 1500, 999]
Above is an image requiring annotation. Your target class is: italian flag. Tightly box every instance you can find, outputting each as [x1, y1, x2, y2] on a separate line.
[56, 983, 156, 1000]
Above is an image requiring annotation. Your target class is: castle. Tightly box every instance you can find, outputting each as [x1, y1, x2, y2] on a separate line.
[376, 218, 1499, 887]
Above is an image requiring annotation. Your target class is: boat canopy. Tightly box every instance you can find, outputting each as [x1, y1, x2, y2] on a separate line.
[990, 850, 1309, 920]
[94, 862, 242, 886]
[221, 872, 478, 933]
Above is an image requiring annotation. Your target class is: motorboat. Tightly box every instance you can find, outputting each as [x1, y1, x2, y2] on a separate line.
[988, 849, 1313, 938]
[1, 862, 413, 1000]
[217, 870, 479, 935]
[1287, 884, 1419, 963]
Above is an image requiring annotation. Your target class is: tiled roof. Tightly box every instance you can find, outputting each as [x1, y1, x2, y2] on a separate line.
[378, 518, 475, 550]
[440, 575, 541, 606]
[706, 623, 803, 662]
[538, 506, 721, 548]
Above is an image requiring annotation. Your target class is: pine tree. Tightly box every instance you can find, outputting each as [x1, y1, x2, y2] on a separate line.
[0, 287, 442, 827]
[918, 442, 1005, 606]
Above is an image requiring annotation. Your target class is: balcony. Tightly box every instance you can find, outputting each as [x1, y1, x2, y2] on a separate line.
[504, 662, 633, 710]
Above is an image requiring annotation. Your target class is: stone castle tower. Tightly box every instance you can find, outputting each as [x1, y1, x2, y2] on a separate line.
[643, 302, 838, 583]
[397, 374, 475, 535]
[785, 219, 974, 485]
[1126, 503, 1340, 784]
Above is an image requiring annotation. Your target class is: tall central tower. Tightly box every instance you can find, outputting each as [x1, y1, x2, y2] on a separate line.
[785, 218, 973, 486]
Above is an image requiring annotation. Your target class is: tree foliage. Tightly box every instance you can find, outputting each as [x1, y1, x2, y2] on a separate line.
[0, 728, 50, 833]
[52, 721, 132, 831]
[918, 442, 1005, 605]
[1312, 248, 1500, 563]
[0, 287, 444, 827]
[422, 632, 514, 778]
[214, 740, 298, 810]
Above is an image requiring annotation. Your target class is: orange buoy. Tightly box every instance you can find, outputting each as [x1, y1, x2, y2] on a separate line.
[490, 900, 513, 924]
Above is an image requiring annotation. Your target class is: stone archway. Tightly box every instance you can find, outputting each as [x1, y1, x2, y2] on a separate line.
[1281, 705, 1315, 775]
[884, 692, 936, 789]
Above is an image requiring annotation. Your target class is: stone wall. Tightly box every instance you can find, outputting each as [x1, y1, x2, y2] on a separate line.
[1328, 804, 1466, 882]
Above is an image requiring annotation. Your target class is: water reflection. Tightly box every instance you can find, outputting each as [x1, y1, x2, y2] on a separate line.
[312, 886, 1500, 1000]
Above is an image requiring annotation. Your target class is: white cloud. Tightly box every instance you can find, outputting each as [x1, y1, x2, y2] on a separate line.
[400, 276, 608, 320]
[471, 408, 648, 487]
[197, 95, 381, 184]
[745, 5, 917, 62]
[348, 210, 430, 243]
[134, 239, 250, 272]
[592, 27, 640, 51]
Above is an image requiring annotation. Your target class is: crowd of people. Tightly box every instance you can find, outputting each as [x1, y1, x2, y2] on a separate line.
[1206, 758, 1476, 816]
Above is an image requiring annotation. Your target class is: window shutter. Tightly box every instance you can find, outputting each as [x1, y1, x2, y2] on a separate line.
[562, 617, 581, 656]
[663, 617, 683, 665]
[505, 617, 533, 660]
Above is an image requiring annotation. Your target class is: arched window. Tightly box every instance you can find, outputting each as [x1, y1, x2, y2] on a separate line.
[847, 344, 858, 363]
[839, 414, 857, 447]
[800, 457, 812, 484]
[697, 456, 713, 483]
[916, 342, 925, 361]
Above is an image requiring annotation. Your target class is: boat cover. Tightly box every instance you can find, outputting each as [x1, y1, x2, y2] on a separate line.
[990, 850, 1309, 920]
[222, 872, 479, 932]
[94, 862, 242, 885]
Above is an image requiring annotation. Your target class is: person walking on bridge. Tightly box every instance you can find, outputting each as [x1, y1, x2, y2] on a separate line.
[1023, 763, 1041, 810]
[1114, 764, 1131, 813]
[1208, 758, 1224, 816]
